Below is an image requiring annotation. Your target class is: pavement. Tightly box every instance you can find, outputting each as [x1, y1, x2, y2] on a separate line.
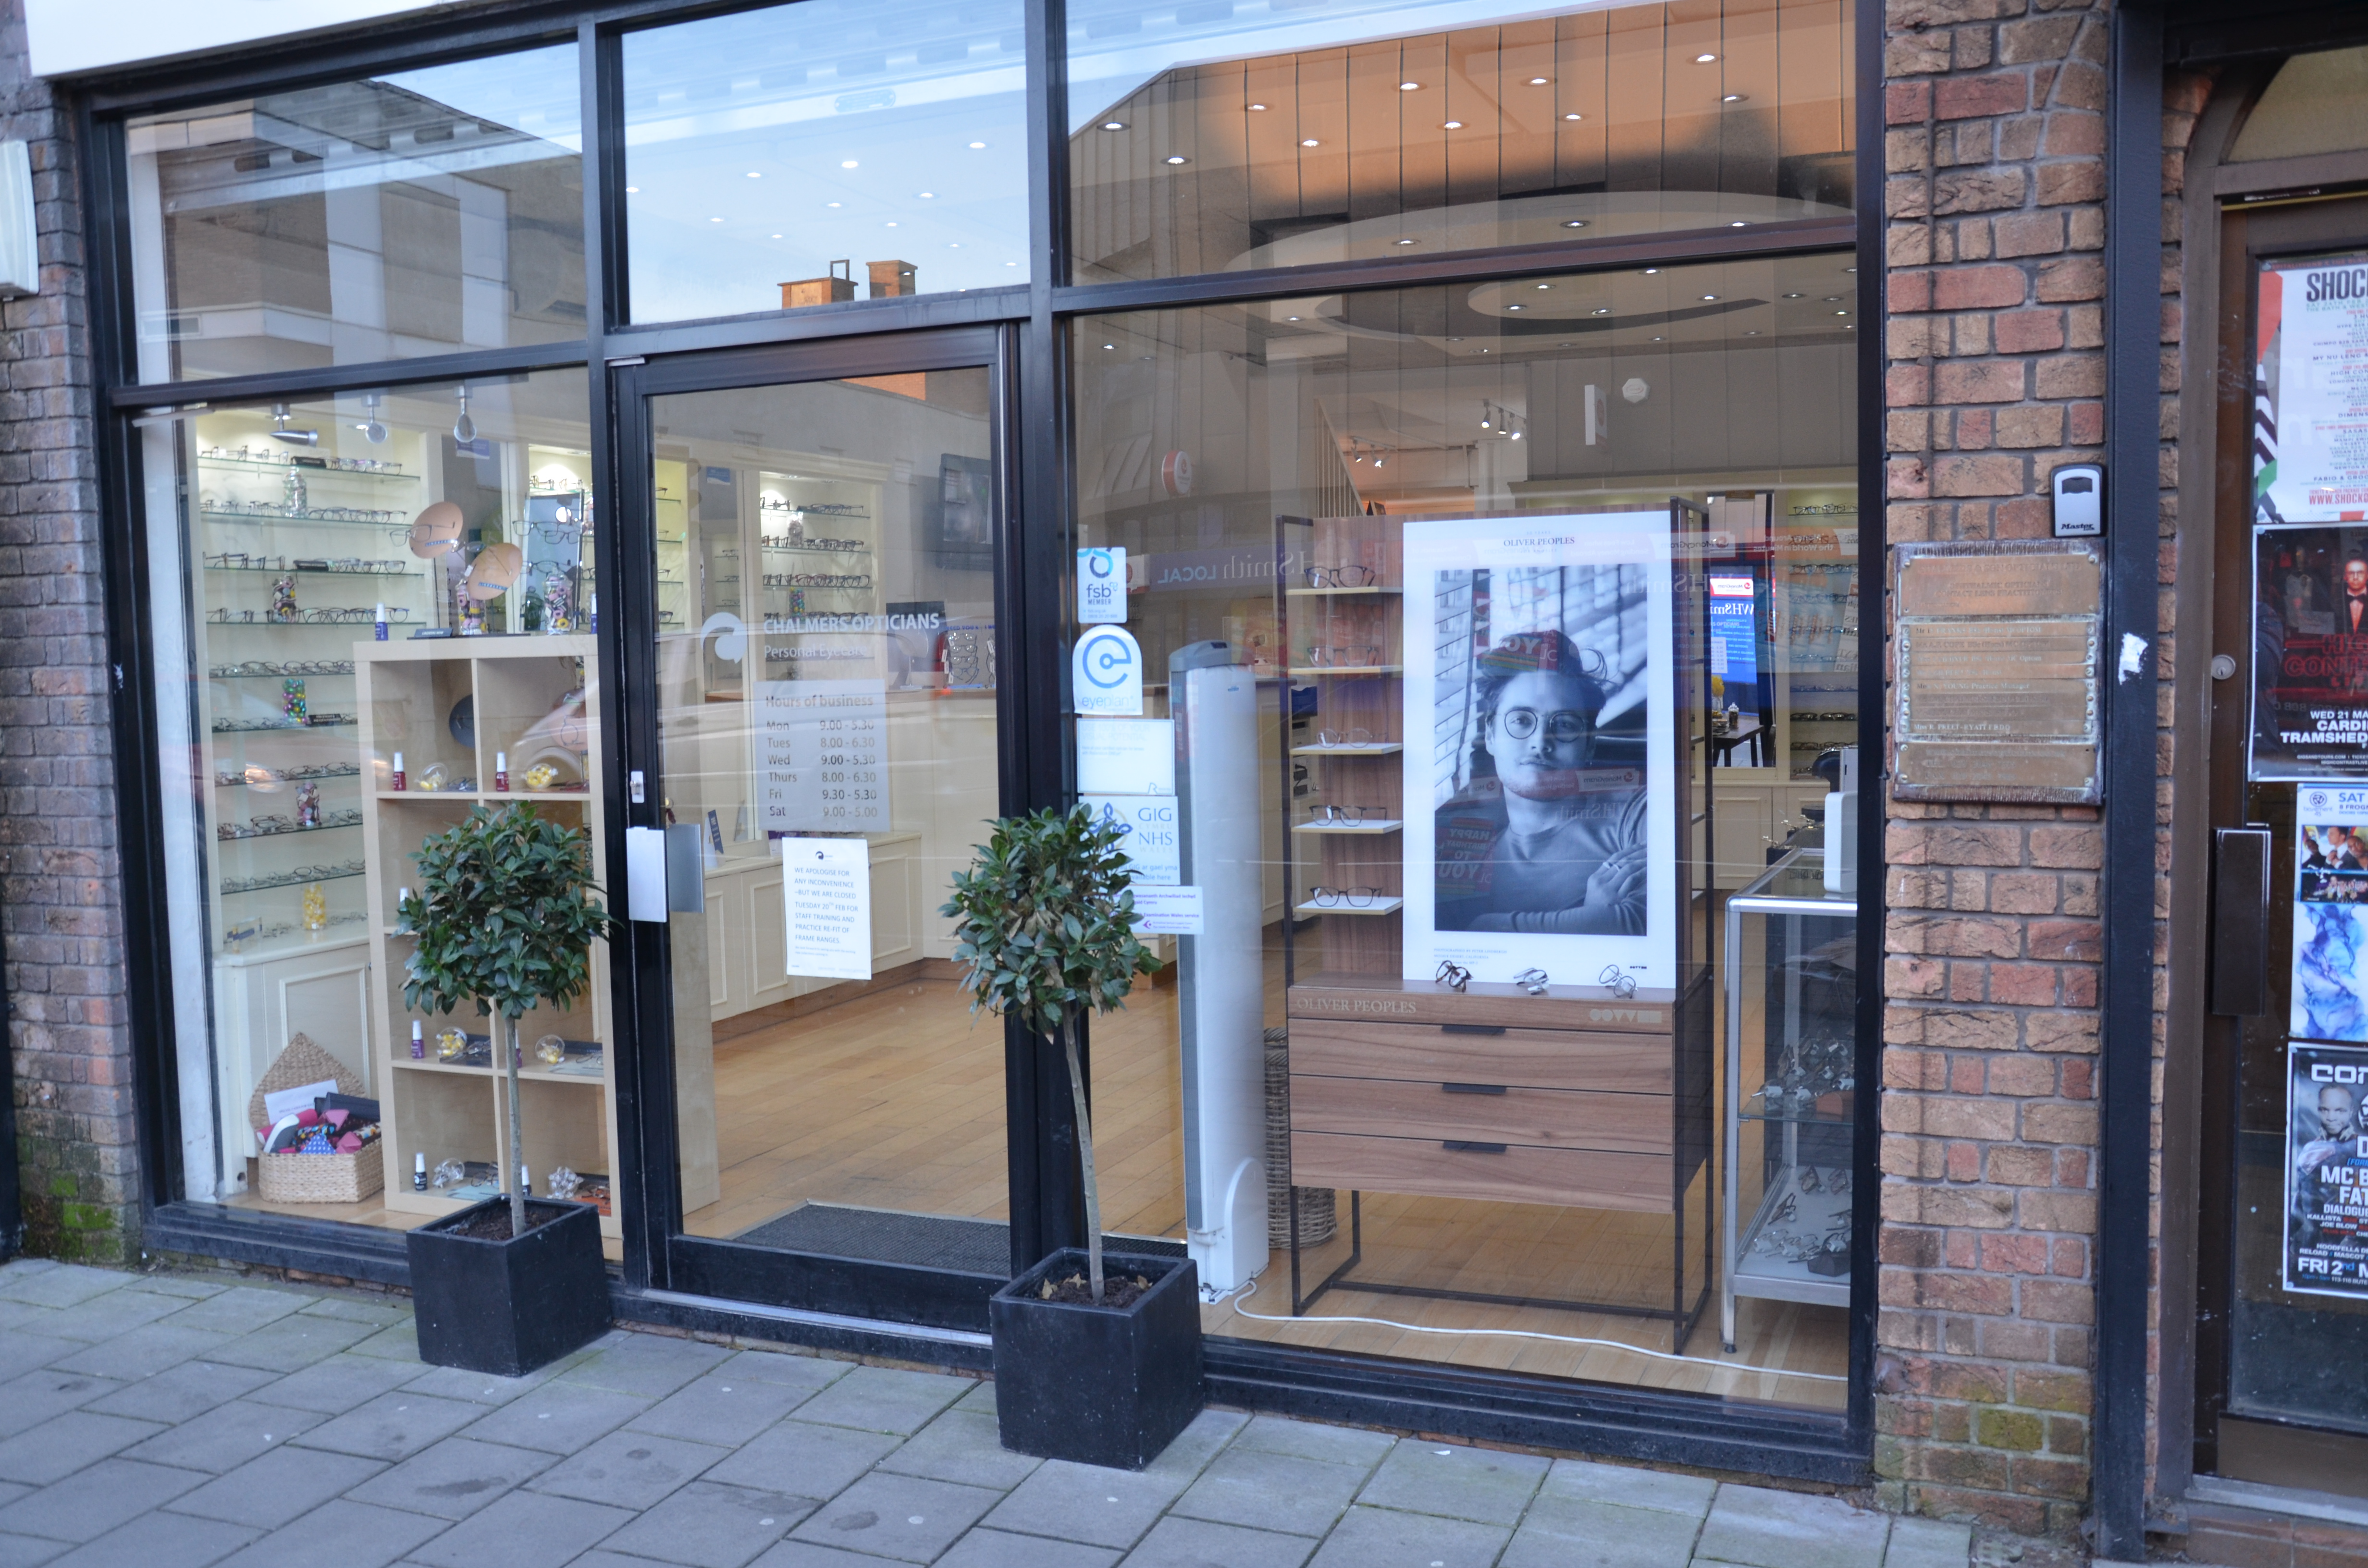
[0, 1256, 1973, 1568]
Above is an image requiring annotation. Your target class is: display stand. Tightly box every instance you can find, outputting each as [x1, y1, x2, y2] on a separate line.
[1274, 505, 1715, 1346]
[1720, 846, 1858, 1351]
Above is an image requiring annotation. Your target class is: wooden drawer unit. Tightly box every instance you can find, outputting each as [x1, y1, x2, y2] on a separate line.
[1286, 1017, 1671, 1096]
[1289, 1074, 1671, 1156]
[1290, 1131, 1669, 1213]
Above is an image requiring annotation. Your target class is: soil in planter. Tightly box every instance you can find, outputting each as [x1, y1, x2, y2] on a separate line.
[445, 1204, 567, 1242]
[1037, 1270, 1156, 1309]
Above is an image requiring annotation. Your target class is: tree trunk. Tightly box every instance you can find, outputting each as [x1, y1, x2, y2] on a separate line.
[1062, 1014, 1103, 1303]
[504, 1013, 527, 1237]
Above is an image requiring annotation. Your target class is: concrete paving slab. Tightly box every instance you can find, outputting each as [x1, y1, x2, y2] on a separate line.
[934, 1529, 1120, 1568]
[118, 1396, 326, 1473]
[117, 1276, 229, 1301]
[293, 1296, 412, 1327]
[1693, 1485, 1891, 1568]
[82, 1361, 276, 1425]
[786, 1471, 1003, 1563]
[1304, 1503, 1512, 1568]
[0, 1532, 65, 1567]
[400, 1354, 579, 1407]
[1501, 1495, 1710, 1568]
[23, 1287, 190, 1343]
[529, 1429, 729, 1510]
[1225, 1414, 1396, 1472]
[594, 1478, 817, 1568]
[1171, 1445, 1371, 1537]
[1119, 1515, 1319, 1568]
[1354, 1440, 1551, 1528]
[701, 1419, 900, 1502]
[262, 1351, 428, 1414]
[162, 1443, 386, 1529]
[37, 1508, 257, 1568]
[0, 1371, 124, 1440]
[0, 1267, 132, 1310]
[1538, 1458, 1720, 1519]
[0, 1410, 171, 1485]
[407, 1488, 635, 1568]
[628, 1370, 829, 1446]
[159, 1287, 312, 1338]
[0, 1458, 209, 1544]
[344, 1435, 558, 1520]
[290, 1391, 489, 1462]
[345, 1323, 427, 1362]
[455, 1380, 653, 1456]
[711, 1351, 849, 1395]
[1886, 1518, 1976, 1568]
[786, 1365, 971, 1435]
[207, 1499, 448, 1568]
[558, 1333, 733, 1400]
[979, 1455, 1203, 1552]
[203, 1311, 382, 1372]
[48, 1324, 235, 1382]
[874, 1409, 1043, 1492]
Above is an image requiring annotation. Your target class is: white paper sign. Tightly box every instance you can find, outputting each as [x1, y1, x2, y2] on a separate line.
[1073, 625, 1145, 715]
[1083, 795, 1180, 885]
[783, 837, 873, 980]
[758, 678, 888, 833]
[1130, 884, 1204, 935]
[2260, 256, 2368, 522]
[1078, 547, 1128, 624]
[1077, 717, 1174, 795]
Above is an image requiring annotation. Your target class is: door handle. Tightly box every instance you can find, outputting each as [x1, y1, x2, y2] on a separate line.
[2211, 825, 2272, 1017]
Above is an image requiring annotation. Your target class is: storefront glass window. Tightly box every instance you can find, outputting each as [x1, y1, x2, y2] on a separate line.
[140, 372, 632, 1256]
[1067, 0, 1853, 284]
[1071, 254, 1861, 1403]
[125, 48, 586, 382]
[621, 0, 1031, 325]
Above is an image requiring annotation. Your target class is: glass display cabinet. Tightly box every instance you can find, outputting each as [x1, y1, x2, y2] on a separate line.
[1721, 846, 1859, 1351]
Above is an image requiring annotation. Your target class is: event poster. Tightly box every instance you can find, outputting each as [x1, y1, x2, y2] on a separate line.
[2293, 786, 2368, 1042]
[1400, 513, 1676, 990]
[2283, 1042, 2368, 1298]
[2254, 254, 2368, 528]
[2252, 524, 2368, 777]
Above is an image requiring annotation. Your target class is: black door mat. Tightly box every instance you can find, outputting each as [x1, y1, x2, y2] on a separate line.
[730, 1202, 1186, 1276]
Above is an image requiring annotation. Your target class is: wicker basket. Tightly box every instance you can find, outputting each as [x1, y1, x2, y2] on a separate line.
[247, 1035, 384, 1207]
[1264, 1028, 1336, 1247]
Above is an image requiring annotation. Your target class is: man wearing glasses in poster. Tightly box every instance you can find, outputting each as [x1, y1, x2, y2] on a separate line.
[1435, 630, 1648, 936]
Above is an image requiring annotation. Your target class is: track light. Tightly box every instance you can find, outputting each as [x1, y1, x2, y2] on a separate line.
[268, 403, 318, 446]
[453, 387, 476, 444]
[354, 393, 386, 445]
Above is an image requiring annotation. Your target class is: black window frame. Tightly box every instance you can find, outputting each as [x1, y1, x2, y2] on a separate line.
[79, 0, 1883, 1482]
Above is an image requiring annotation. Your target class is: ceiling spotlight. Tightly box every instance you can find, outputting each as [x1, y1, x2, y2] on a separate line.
[1844, 266, 1857, 273]
[1729, 220, 1749, 227]
[1480, 410, 1491, 429]
[1529, 76, 1549, 85]
[1563, 219, 1588, 229]
[886, 220, 899, 227]
[710, 216, 724, 223]
[827, 201, 841, 208]
[969, 141, 987, 148]
[1723, 93, 1746, 103]
[624, 185, 640, 193]
[920, 191, 935, 198]
[1443, 120, 1463, 129]
[746, 171, 763, 178]
[1696, 52, 1717, 62]
[452, 387, 475, 445]
[1745, 330, 1760, 336]
[1652, 335, 1663, 341]
[1536, 283, 1551, 290]
[1103, 343, 1115, 349]
[840, 159, 858, 169]
[1785, 292, 1804, 299]
[1166, 154, 1189, 164]
[1643, 267, 1660, 275]
[353, 394, 386, 445]
[1563, 112, 1583, 121]
[1399, 81, 1421, 91]
[1396, 237, 1418, 246]
[1592, 307, 1610, 316]
[1507, 304, 1523, 310]
[1509, 427, 1522, 441]
[1102, 120, 1127, 131]
[1301, 138, 1320, 147]
[1702, 294, 1718, 300]
[268, 403, 318, 446]
[1834, 309, 1848, 316]
[1249, 103, 1268, 110]
[773, 233, 783, 239]
[1824, 295, 1841, 301]
[1287, 315, 1300, 321]
[1480, 347, 1490, 352]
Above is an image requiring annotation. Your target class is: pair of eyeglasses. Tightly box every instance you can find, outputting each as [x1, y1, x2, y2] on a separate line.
[1598, 964, 1638, 1000]
[1309, 885, 1384, 907]
[1311, 804, 1381, 824]
[1435, 960, 1471, 992]
[1315, 727, 1375, 747]
[1499, 707, 1591, 742]
[1305, 565, 1377, 588]
[1513, 967, 1551, 996]
[1307, 645, 1382, 667]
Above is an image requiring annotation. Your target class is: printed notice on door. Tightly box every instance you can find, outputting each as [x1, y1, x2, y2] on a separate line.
[2254, 253, 2368, 527]
[758, 679, 888, 833]
[2284, 1041, 2368, 1298]
[783, 836, 872, 980]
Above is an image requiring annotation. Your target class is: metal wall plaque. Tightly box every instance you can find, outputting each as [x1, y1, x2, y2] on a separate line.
[1893, 540, 2103, 803]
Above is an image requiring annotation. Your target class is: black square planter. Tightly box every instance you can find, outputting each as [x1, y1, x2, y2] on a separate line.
[989, 1249, 1203, 1470]
[407, 1198, 610, 1376]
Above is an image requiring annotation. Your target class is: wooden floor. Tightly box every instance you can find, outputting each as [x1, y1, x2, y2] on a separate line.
[218, 916, 1846, 1407]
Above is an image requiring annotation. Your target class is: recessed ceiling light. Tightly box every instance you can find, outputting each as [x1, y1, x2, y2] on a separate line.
[1652, 335, 1664, 341]
[1536, 283, 1551, 290]
[920, 191, 935, 197]
[1399, 81, 1420, 91]
[709, 216, 723, 223]
[1006, 260, 1017, 265]
[1696, 52, 1717, 62]
[1480, 347, 1490, 352]
[1563, 219, 1588, 228]
[1287, 315, 1300, 320]
[841, 159, 859, 169]
[1834, 309, 1848, 316]
[1249, 103, 1268, 110]
[1785, 293, 1804, 299]
[1447, 336, 1462, 341]
[1702, 294, 1717, 300]
[1529, 76, 1549, 85]
[1844, 323, 1854, 328]
[1166, 154, 1189, 164]
[1102, 120, 1127, 131]
[624, 185, 640, 193]
[1823, 295, 1841, 301]
[1844, 266, 1857, 273]
[1745, 330, 1760, 335]
[1507, 304, 1523, 310]
[886, 220, 898, 227]
[1643, 267, 1660, 275]
[1103, 343, 1115, 349]
[772, 233, 782, 238]
[1395, 238, 1417, 245]
[1730, 220, 1749, 227]
[1443, 121, 1463, 129]
[745, 171, 762, 178]
[1592, 307, 1610, 316]
[1723, 93, 1746, 102]
[1301, 138, 1320, 147]
[827, 201, 841, 208]
[949, 242, 960, 247]
[1563, 112, 1583, 121]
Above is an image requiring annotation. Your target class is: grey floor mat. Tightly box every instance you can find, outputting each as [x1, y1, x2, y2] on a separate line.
[732, 1202, 1185, 1275]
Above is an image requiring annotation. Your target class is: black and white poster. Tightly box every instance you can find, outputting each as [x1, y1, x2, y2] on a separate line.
[2285, 1042, 2368, 1298]
[1401, 514, 1675, 989]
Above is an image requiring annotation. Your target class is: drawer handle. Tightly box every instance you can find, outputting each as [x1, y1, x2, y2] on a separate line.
[1441, 1082, 1507, 1096]
[1443, 1140, 1508, 1154]
[1440, 1024, 1506, 1036]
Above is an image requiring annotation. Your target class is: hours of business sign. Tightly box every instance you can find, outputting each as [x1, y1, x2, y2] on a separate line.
[1893, 540, 2103, 804]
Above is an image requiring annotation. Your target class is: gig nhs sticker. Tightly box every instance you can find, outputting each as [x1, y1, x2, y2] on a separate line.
[1078, 547, 1128, 624]
[1073, 625, 1145, 715]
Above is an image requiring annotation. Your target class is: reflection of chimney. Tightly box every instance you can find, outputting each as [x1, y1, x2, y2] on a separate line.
[780, 259, 854, 309]
[867, 259, 916, 298]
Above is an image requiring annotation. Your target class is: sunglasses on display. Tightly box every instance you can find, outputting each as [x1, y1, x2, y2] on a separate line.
[1598, 965, 1639, 1000]
[1434, 960, 1471, 992]
[1308, 885, 1384, 908]
[1304, 565, 1377, 588]
[1513, 967, 1552, 996]
[1310, 804, 1381, 824]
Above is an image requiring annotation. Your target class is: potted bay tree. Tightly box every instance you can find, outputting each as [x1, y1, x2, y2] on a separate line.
[400, 802, 617, 1375]
[944, 804, 1202, 1469]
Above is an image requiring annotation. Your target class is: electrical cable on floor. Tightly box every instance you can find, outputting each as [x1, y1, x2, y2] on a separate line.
[1214, 1278, 1848, 1383]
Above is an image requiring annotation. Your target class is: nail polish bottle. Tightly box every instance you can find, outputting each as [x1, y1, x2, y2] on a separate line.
[410, 1020, 424, 1060]
[374, 603, 388, 641]
[495, 751, 509, 792]
[391, 750, 406, 791]
[413, 1152, 428, 1192]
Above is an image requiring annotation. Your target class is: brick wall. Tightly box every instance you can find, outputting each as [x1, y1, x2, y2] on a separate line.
[1874, 0, 2116, 1537]
[0, 0, 136, 1263]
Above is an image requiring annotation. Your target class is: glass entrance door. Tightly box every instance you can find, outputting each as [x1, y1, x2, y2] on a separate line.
[619, 334, 1013, 1324]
